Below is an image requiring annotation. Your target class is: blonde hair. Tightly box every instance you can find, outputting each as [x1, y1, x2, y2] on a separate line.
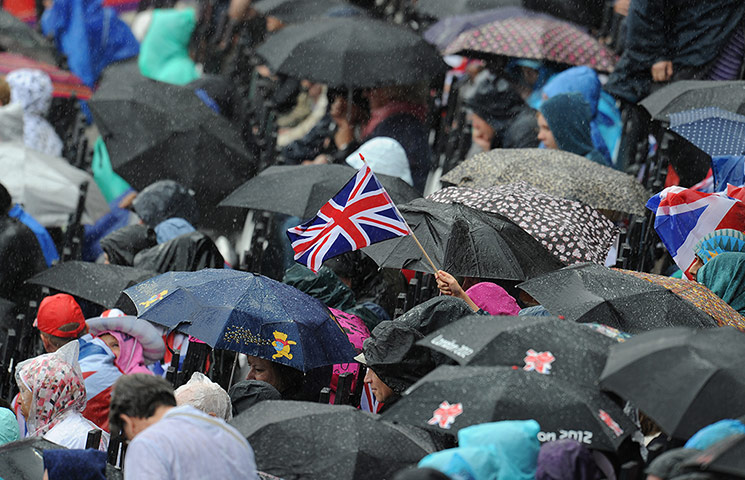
[0, 77, 10, 106]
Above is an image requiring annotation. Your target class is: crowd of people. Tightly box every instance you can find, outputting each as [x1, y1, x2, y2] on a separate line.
[1, 0, 745, 479]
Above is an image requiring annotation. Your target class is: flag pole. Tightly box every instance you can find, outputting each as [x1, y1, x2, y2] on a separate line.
[359, 154, 439, 275]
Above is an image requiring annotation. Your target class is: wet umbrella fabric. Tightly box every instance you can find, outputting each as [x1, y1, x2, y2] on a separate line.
[639, 80, 745, 123]
[0, 52, 92, 100]
[26, 261, 157, 309]
[414, 0, 520, 20]
[518, 263, 718, 334]
[0, 437, 121, 479]
[617, 268, 745, 331]
[230, 400, 436, 479]
[444, 16, 616, 72]
[599, 327, 745, 440]
[362, 198, 564, 280]
[417, 315, 616, 386]
[255, 17, 447, 88]
[0, 11, 58, 65]
[124, 269, 357, 371]
[219, 164, 420, 219]
[382, 365, 636, 452]
[441, 149, 650, 215]
[668, 107, 745, 157]
[253, 0, 348, 23]
[89, 74, 255, 213]
[428, 183, 618, 265]
[682, 433, 745, 477]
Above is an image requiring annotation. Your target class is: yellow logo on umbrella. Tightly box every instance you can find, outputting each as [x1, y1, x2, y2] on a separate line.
[272, 331, 296, 360]
[139, 290, 168, 308]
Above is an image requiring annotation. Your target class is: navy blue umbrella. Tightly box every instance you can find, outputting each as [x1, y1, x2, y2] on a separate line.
[669, 107, 745, 157]
[123, 269, 357, 372]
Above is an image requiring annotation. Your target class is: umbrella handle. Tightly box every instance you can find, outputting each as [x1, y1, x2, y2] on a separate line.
[165, 322, 191, 356]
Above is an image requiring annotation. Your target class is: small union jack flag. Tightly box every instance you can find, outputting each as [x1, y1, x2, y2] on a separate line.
[428, 401, 463, 429]
[287, 162, 410, 272]
[523, 349, 555, 374]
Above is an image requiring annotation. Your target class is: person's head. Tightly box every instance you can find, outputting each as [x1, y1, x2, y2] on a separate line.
[6, 69, 54, 116]
[35, 294, 88, 352]
[691, 229, 745, 280]
[15, 342, 86, 436]
[175, 372, 232, 421]
[363, 365, 395, 403]
[697, 252, 745, 315]
[0, 407, 20, 446]
[100, 224, 157, 266]
[464, 75, 526, 150]
[0, 77, 9, 106]
[537, 93, 596, 158]
[345, 137, 414, 186]
[228, 380, 281, 417]
[0, 182, 11, 216]
[364, 83, 427, 110]
[327, 87, 368, 124]
[245, 355, 302, 394]
[132, 180, 199, 228]
[109, 374, 177, 440]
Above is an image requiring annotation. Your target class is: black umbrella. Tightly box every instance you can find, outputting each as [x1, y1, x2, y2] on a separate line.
[363, 198, 564, 280]
[25, 261, 157, 309]
[0, 10, 57, 64]
[682, 433, 745, 477]
[230, 400, 436, 479]
[382, 365, 637, 452]
[414, 0, 520, 19]
[599, 327, 745, 440]
[417, 315, 617, 386]
[639, 80, 745, 123]
[219, 164, 421, 219]
[517, 263, 719, 334]
[255, 17, 447, 87]
[0, 438, 122, 479]
[89, 72, 256, 213]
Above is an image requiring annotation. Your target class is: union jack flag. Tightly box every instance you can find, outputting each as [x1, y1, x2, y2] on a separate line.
[287, 163, 410, 272]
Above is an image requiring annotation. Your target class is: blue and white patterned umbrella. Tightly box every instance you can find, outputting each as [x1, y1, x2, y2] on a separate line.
[669, 107, 745, 157]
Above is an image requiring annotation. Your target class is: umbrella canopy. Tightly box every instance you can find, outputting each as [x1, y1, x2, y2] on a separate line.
[417, 315, 617, 386]
[363, 198, 564, 280]
[617, 268, 745, 331]
[639, 80, 745, 123]
[518, 263, 719, 334]
[382, 365, 636, 452]
[89, 73, 255, 214]
[26, 261, 157, 309]
[219, 164, 421, 220]
[441, 149, 650, 215]
[599, 327, 745, 440]
[0, 11, 58, 65]
[668, 107, 745, 157]
[255, 16, 447, 87]
[231, 400, 436, 479]
[429, 183, 618, 265]
[444, 16, 616, 72]
[0, 437, 121, 479]
[0, 141, 110, 227]
[253, 0, 349, 23]
[0, 52, 92, 100]
[423, 6, 552, 50]
[415, 0, 520, 20]
[124, 269, 357, 372]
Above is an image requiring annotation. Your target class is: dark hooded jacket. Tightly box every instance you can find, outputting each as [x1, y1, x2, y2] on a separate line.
[133, 232, 224, 273]
[605, 0, 745, 103]
[228, 380, 282, 417]
[465, 75, 531, 149]
[132, 179, 199, 228]
[0, 216, 46, 300]
[539, 93, 607, 166]
[100, 224, 158, 266]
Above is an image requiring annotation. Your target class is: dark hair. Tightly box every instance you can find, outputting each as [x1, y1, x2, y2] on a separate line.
[109, 374, 176, 436]
[0, 183, 11, 215]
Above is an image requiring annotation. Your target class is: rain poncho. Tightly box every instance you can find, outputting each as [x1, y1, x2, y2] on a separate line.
[346, 137, 415, 187]
[138, 8, 199, 85]
[96, 330, 151, 375]
[535, 439, 601, 480]
[132, 179, 199, 228]
[15, 342, 87, 438]
[175, 372, 232, 421]
[0, 408, 20, 445]
[77, 334, 123, 432]
[684, 419, 745, 450]
[132, 231, 225, 273]
[40, 0, 139, 87]
[465, 282, 520, 316]
[539, 66, 622, 166]
[100, 224, 157, 266]
[155, 217, 196, 244]
[463, 74, 528, 149]
[419, 420, 541, 480]
[539, 93, 607, 166]
[5, 69, 63, 157]
[694, 229, 745, 264]
[228, 380, 282, 417]
[697, 252, 745, 315]
[8, 204, 58, 266]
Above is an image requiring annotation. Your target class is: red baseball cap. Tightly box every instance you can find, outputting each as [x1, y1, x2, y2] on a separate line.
[34, 294, 86, 338]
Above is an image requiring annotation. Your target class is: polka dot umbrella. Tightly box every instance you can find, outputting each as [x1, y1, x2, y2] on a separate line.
[669, 107, 745, 157]
[444, 15, 617, 72]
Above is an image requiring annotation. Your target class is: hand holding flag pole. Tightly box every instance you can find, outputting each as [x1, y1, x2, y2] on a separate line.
[287, 154, 438, 274]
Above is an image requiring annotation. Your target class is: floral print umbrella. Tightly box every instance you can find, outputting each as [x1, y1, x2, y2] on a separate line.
[429, 183, 619, 265]
[441, 149, 650, 215]
[444, 16, 616, 72]
[616, 268, 745, 331]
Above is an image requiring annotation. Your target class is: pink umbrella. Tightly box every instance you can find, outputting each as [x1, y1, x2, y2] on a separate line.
[328, 308, 370, 404]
